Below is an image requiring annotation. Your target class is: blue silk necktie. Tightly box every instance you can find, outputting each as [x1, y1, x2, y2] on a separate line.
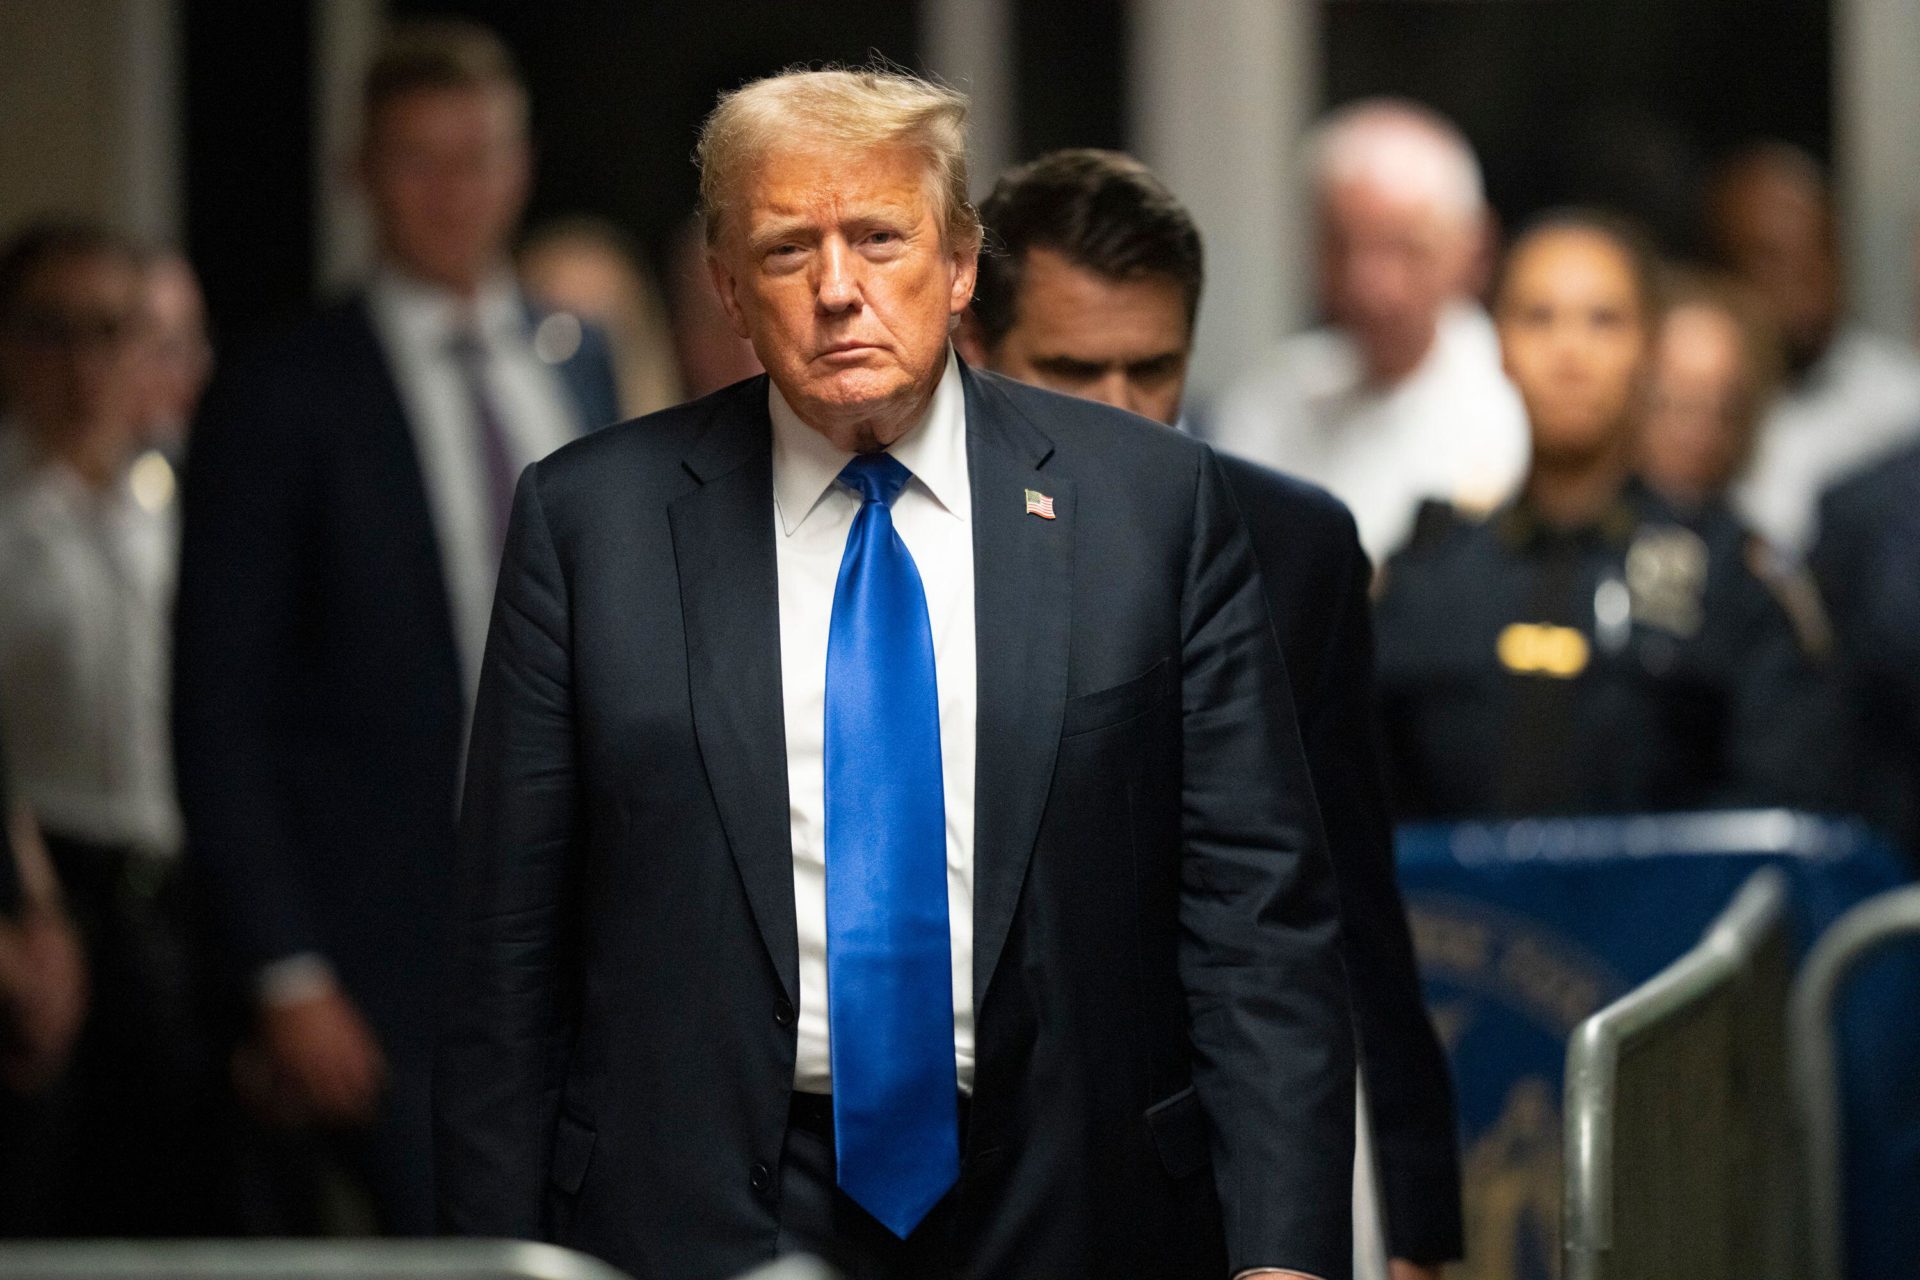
[824, 453, 959, 1237]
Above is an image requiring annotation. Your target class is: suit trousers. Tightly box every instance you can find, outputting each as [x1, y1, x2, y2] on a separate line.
[774, 1095, 960, 1279]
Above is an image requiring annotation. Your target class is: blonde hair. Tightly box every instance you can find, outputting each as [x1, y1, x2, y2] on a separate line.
[696, 66, 980, 253]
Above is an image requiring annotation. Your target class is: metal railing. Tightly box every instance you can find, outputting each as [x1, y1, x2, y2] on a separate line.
[1789, 881, 1920, 1280]
[0, 1240, 631, 1280]
[0, 1240, 845, 1280]
[1561, 866, 1796, 1280]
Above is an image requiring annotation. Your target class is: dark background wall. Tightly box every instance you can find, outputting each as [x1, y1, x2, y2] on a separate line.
[180, 0, 1834, 345]
[1323, 0, 1832, 254]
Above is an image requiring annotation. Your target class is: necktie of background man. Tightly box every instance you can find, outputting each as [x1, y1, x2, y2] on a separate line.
[449, 325, 520, 557]
[824, 453, 960, 1237]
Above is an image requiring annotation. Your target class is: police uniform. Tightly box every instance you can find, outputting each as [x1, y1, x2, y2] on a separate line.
[1374, 478, 1838, 821]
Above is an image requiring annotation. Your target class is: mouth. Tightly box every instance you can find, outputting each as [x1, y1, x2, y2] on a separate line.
[816, 342, 883, 362]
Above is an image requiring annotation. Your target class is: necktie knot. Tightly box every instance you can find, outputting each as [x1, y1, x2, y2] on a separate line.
[839, 453, 912, 508]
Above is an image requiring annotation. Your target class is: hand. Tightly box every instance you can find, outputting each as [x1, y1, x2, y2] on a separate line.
[0, 808, 89, 1094]
[0, 909, 89, 1093]
[256, 982, 388, 1127]
[1389, 1261, 1444, 1280]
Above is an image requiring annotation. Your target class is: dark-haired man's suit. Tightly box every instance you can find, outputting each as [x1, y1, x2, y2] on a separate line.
[1220, 455, 1464, 1267]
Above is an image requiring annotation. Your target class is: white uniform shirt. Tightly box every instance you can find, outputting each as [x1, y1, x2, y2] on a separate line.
[0, 430, 181, 852]
[365, 267, 580, 694]
[1734, 326, 1920, 556]
[771, 349, 977, 1095]
[1211, 302, 1529, 562]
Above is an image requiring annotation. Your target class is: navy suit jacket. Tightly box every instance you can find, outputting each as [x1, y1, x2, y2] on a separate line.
[173, 294, 617, 1053]
[1811, 439, 1920, 853]
[435, 366, 1356, 1280]
[1219, 455, 1464, 1264]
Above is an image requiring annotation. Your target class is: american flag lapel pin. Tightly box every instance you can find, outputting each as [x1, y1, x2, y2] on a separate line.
[1023, 488, 1056, 520]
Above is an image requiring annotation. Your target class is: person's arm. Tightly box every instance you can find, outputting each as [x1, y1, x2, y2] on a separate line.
[1718, 539, 1847, 812]
[435, 463, 581, 1238]
[174, 361, 384, 1123]
[1179, 448, 1355, 1280]
[0, 804, 87, 1095]
[1305, 527, 1464, 1269]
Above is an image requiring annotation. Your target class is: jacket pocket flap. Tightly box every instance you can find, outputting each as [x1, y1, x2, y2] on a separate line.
[549, 1112, 596, 1195]
[1061, 657, 1175, 737]
[1144, 1085, 1208, 1179]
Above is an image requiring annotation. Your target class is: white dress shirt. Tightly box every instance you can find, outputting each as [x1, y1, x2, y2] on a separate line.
[365, 267, 581, 693]
[771, 349, 977, 1095]
[0, 430, 181, 852]
[1734, 326, 1920, 556]
[1210, 302, 1529, 562]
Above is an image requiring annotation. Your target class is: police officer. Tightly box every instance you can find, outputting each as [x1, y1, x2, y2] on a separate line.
[1375, 210, 1837, 820]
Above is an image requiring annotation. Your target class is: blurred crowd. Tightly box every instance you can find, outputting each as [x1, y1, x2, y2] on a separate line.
[0, 14, 1917, 1252]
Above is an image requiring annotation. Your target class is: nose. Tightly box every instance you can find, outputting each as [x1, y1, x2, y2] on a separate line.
[816, 238, 861, 314]
[1086, 368, 1131, 414]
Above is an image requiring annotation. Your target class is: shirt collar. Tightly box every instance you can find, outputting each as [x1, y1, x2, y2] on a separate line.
[368, 263, 528, 351]
[769, 346, 969, 537]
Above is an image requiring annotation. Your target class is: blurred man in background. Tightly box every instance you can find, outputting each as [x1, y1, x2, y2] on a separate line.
[174, 20, 617, 1233]
[135, 250, 212, 458]
[1212, 98, 1528, 561]
[959, 147, 1464, 1280]
[1636, 270, 1781, 511]
[519, 215, 683, 418]
[0, 219, 224, 1235]
[1375, 211, 1835, 820]
[663, 213, 763, 398]
[1706, 143, 1920, 555]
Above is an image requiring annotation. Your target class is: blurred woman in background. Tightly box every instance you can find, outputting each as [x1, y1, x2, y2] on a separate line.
[1373, 211, 1838, 820]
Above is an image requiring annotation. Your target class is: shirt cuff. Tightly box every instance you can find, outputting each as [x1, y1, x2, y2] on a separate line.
[256, 952, 336, 1006]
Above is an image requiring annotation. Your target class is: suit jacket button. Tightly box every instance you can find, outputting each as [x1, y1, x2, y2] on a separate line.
[774, 998, 796, 1027]
[750, 1162, 773, 1194]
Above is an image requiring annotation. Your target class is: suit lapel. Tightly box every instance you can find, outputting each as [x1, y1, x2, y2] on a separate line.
[668, 380, 799, 1002]
[964, 366, 1074, 1008]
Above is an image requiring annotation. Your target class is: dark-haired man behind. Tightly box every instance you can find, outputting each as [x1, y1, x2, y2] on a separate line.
[174, 20, 617, 1231]
[957, 148, 1464, 1279]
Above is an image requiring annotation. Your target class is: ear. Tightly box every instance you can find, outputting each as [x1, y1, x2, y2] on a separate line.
[705, 249, 753, 342]
[952, 308, 991, 367]
[948, 240, 980, 319]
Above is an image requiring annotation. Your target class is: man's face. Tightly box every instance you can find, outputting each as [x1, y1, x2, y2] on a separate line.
[1638, 303, 1753, 503]
[1318, 178, 1477, 385]
[361, 85, 530, 293]
[707, 143, 976, 452]
[138, 256, 212, 440]
[1495, 229, 1649, 466]
[1710, 170, 1837, 372]
[0, 251, 149, 450]
[962, 246, 1190, 426]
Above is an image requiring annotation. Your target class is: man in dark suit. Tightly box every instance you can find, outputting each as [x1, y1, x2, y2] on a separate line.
[173, 21, 616, 1233]
[1812, 438, 1920, 856]
[956, 148, 1463, 1280]
[437, 68, 1354, 1280]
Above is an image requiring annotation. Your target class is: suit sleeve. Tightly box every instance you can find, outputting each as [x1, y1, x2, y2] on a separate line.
[1305, 526, 1464, 1265]
[1716, 543, 1847, 812]
[172, 364, 326, 971]
[435, 464, 580, 1238]
[1178, 449, 1356, 1280]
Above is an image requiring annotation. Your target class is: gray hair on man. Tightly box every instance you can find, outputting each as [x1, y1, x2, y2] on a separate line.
[695, 66, 982, 254]
[1306, 97, 1485, 227]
